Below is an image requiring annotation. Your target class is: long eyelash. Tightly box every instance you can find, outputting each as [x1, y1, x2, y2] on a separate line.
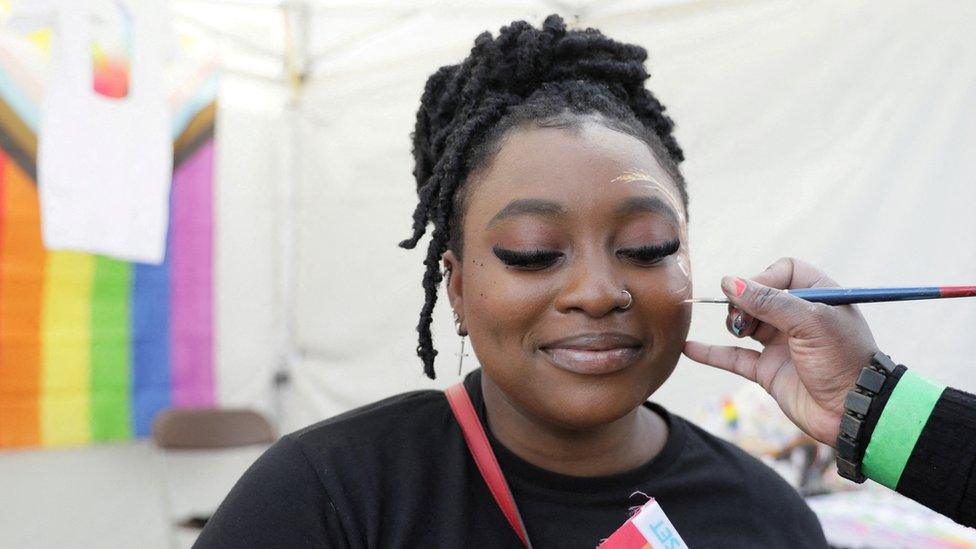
[492, 247, 563, 268]
[618, 238, 681, 263]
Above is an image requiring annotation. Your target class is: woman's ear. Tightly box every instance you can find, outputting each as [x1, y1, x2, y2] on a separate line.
[442, 250, 464, 322]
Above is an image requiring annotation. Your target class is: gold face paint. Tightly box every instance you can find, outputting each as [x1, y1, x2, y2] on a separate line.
[612, 168, 691, 296]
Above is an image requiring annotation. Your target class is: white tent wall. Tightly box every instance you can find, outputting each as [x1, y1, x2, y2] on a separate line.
[283, 0, 976, 430]
[213, 89, 283, 415]
[2, 1, 975, 547]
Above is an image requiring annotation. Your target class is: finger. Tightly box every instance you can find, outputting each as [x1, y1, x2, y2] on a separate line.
[734, 258, 838, 344]
[683, 340, 762, 384]
[751, 257, 841, 291]
[749, 320, 781, 345]
[720, 276, 815, 334]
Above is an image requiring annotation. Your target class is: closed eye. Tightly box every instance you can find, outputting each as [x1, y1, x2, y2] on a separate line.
[617, 238, 681, 266]
[492, 247, 563, 270]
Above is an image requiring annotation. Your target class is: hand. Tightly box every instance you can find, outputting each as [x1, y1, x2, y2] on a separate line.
[683, 258, 880, 447]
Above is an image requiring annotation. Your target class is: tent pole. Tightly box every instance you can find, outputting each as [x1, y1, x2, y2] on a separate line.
[271, 0, 310, 432]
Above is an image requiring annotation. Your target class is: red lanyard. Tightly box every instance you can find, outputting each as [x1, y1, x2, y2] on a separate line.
[445, 383, 533, 548]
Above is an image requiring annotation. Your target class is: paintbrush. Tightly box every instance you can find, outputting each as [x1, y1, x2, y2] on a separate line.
[684, 286, 976, 305]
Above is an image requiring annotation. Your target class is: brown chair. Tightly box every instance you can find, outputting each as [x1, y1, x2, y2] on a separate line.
[152, 408, 275, 449]
[151, 408, 276, 548]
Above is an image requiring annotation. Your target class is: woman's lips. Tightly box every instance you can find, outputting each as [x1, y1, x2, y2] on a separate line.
[539, 333, 643, 375]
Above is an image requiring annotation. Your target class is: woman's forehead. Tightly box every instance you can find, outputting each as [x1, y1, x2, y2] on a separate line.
[466, 122, 683, 223]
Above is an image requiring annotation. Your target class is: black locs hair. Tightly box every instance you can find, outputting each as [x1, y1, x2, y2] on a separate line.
[400, 14, 687, 379]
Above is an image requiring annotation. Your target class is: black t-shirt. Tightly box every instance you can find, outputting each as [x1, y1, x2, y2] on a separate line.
[196, 370, 827, 548]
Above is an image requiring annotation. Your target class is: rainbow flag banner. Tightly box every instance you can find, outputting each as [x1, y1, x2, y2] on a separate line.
[0, 41, 217, 449]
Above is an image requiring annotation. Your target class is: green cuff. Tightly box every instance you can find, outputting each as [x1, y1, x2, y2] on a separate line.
[862, 370, 945, 489]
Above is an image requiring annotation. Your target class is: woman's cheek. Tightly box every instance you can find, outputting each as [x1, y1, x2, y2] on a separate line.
[466, 262, 544, 342]
[634, 254, 692, 304]
[669, 252, 693, 332]
[633, 259, 692, 339]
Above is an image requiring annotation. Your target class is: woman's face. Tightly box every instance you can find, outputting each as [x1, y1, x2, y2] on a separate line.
[444, 118, 692, 430]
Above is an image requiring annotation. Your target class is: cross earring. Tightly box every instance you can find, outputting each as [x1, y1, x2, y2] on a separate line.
[456, 336, 469, 376]
[453, 311, 468, 375]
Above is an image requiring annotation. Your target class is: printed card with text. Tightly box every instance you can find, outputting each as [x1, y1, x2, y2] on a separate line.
[598, 498, 686, 549]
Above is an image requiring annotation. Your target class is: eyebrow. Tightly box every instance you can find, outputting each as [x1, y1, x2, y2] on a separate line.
[487, 198, 566, 228]
[615, 196, 681, 225]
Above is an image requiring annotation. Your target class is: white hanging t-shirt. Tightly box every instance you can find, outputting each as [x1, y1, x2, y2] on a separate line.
[10, 0, 174, 264]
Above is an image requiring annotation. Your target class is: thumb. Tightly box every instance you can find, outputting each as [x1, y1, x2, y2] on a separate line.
[721, 276, 813, 335]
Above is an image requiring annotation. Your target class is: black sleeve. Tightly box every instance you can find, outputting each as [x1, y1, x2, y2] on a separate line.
[193, 435, 349, 548]
[893, 387, 976, 527]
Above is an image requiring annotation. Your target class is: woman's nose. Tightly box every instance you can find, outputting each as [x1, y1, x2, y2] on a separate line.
[553, 252, 627, 318]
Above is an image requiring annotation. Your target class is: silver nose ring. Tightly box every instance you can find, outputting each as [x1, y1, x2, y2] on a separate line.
[620, 290, 633, 311]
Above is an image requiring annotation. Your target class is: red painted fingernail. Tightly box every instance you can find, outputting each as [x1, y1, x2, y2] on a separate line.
[734, 278, 747, 297]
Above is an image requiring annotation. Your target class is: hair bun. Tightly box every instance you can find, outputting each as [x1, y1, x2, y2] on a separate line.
[413, 15, 669, 193]
[448, 15, 651, 108]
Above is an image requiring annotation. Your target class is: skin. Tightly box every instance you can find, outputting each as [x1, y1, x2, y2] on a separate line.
[443, 118, 692, 477]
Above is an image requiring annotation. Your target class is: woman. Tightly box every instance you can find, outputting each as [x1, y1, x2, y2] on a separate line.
[196, 16, 827, 547]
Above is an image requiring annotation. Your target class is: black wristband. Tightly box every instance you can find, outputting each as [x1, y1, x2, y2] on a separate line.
[836, 352, 907, 482]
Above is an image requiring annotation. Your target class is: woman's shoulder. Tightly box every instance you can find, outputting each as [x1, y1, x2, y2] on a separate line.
[640, 410, 824, 546]
[664, 411, 825, 536]
[198, 389, 464, 547]
[289, 388, 453, 451]
[671, 412, 796, 490]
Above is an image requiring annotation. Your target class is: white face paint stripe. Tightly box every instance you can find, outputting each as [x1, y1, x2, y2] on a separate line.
[672, 255, 691, 295]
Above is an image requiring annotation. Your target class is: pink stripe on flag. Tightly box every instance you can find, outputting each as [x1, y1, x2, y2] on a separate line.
[170, 140, 214, 407]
